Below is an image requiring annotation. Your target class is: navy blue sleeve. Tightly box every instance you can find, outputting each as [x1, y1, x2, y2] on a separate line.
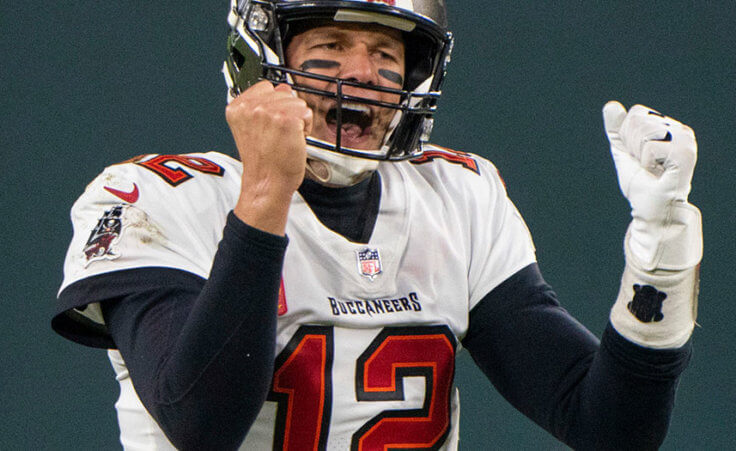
[56, 212, 288, 451]
[462, 263, 691, 450]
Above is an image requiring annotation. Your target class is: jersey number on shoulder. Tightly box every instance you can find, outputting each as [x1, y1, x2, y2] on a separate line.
[410, 146, 480, 174]
[268, 325, 456, 450]
[136, 155, 225, 186]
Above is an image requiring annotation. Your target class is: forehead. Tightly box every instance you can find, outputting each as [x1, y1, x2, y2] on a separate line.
[287, 22, 405, 50]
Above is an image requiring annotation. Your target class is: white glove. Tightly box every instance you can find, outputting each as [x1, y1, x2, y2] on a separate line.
[604, 101, 702, 348]
[603, 101, 702, 271]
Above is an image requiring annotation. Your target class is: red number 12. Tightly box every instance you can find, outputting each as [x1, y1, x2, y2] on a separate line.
[268, 325, 456, 450]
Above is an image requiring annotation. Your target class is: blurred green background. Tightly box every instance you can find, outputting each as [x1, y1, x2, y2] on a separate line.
[2, 2, 734, 449]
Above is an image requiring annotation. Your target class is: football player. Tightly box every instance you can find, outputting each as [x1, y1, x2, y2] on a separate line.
[53, 0, 702, 449]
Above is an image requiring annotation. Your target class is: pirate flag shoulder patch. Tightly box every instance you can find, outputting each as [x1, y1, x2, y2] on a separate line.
[83, 205, 126, 266]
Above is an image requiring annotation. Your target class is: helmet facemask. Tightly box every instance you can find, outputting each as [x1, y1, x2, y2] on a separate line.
[223, 0, 453, 184]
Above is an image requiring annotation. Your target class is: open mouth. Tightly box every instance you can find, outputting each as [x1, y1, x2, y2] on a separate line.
[325, 102, 373, 142]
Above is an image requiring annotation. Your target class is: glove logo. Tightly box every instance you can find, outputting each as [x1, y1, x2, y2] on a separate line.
[628, 284, 667, 323]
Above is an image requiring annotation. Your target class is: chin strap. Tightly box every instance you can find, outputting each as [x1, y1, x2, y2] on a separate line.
[305, 144, 379, 187]
[305, 159, 332, 184]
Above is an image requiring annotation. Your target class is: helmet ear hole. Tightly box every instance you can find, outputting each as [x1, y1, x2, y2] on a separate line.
[228, 32, 266, 90]
[231, 46, 246, 69]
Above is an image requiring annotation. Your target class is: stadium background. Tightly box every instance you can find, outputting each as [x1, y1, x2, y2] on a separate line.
[2, 2, 734, 449]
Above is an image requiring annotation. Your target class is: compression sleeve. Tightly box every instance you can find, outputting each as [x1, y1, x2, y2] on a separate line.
[100, 212, 287, 451]
[462, 263, 691, 450]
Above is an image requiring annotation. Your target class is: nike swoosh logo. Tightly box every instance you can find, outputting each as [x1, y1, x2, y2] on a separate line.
[104, 183, 139, 203]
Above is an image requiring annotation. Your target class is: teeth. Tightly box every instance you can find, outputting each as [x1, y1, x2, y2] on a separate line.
[326, 102, 373, 129]
[341, 102, 371, 114]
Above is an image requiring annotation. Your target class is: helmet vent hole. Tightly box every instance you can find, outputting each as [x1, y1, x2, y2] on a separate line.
[231, 47, 245, 68]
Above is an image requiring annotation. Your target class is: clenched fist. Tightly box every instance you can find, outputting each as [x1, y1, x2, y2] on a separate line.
[227, 81, 313, 235]
[603, 101, 701, 271]
[604, 102, 702, 349]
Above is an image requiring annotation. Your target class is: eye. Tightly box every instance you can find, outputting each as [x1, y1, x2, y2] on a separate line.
[374, 45, 402, 64]
[312, 41, 340, 51]
[378, 50, 398, 62]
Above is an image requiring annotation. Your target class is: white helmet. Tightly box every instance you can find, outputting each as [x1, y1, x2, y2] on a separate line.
[223, 0, 453, 185]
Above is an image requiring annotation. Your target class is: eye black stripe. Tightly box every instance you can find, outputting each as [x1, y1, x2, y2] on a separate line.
[300, 59, 340, 71]
[299, 60, 403, 86]
[378, 69, 403, 86]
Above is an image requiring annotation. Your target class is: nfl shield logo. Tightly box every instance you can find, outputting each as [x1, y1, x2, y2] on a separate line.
[356, 248, 382, 280]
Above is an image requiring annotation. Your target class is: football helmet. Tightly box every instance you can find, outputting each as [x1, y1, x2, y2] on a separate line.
[223, 0, 453, 184]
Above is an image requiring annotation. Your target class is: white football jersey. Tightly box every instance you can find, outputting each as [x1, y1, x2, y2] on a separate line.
[59, 147, 536, 450]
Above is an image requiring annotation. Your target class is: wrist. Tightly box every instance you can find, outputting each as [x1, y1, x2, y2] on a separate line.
[611, 202, 702, 349]
[628, 202, 702, 271]
[610, 260, 699, 349]
[234, 178, 296, 236]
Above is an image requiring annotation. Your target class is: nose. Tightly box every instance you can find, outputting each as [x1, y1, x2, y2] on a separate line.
[339, 44, 378, 86]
